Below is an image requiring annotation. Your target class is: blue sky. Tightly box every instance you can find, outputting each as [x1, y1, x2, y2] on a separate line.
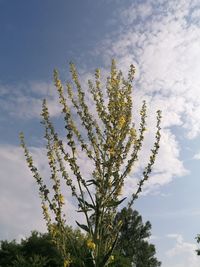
[1, 0, 200, 266]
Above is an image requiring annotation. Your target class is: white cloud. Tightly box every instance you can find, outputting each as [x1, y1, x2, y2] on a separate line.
[90, 0, 200, 196]
[1, 125, 185, 240]
[120, 1, 153, 26]
[0, 145, 45, 240]
[194, 152, 200, 160]
[0, 145, 83, 241]
[2, 0, 200, 243]
[0, 82, 62, 119]
[164, 234, 199, 267]
[99, 0, 200, 139]
[124, 126, 187, 196]
[3, 0, 197, 207]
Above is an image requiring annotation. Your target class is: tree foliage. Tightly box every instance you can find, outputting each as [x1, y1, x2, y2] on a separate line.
[0, 209, 161, 267]
[20, 60, 161, 267]
[113, 207, 161, 267]
[196, 235, 200, 256]
[0, 240, 22, 267]
[0, 227, 90, 267]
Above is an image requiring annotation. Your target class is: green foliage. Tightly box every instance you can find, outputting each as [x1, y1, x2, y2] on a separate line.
[0, 227, 90, 267]
[0, 231, 62, 267]
[20, 60, 161, 267]
[12, 254, 48, 267]
[0, 209, 161, 267]
[196, 235, 200, 256]
[20, 231, 62, 266]
[0, 240, 22, 267]
[112, 207, 161, 267]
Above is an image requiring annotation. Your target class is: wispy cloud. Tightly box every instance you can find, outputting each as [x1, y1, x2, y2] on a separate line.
[0, 145, 45, 240]
[99, 0, 200, 139]
[0, 82, 61, 119]
[193, 152, 200, 160]
[91, 0, 200, 196]
[1, 1, 200, 252]
[165, 234, 199, 267]
[0, 145, 81, 240]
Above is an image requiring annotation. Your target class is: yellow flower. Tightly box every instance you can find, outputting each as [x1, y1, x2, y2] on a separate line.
[50, 224, 58, 238]
[108, 180, 112, 187]
[95, 68, 100, 79]
[108, 148, 115, 156]
[119, 116, 126, 128]
[130, 128, 137, 137]
[87, 239, 96, 250]
[58, 194, 65, 205]
[110, 255, 114, 261]
[55, 79, 62, 88]
[42, 204, 48, 212]
[116, 186, 123, 196]
[63, 259, 71, 267]
[117, 92, 122, 98]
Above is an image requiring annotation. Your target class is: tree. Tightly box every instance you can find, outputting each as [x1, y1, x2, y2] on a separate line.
[196, 235, 200, 256]
[0, 239, 22, 267]
[0, 231, 60, 267]
[20, 60, 161, 267]
[112, 208, 161, 267]
[0, 209, 160, 267]
[0, 227, 89, 267]
[20, 231, 62, 266]
[12, 254, 48, 267]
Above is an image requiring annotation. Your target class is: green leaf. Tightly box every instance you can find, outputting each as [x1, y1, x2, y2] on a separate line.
[86, 179, 98, 186]
[100, 233, 119, 266]
[77, 208, 92, 213]
[78, 197, 95, 210]
[107, 197, 126, 207]
[76, 221, 90, 233]
[112, 171, 119, 179]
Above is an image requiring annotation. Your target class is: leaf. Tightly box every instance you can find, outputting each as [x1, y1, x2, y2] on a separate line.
[86, 179, 98, 186]
[107, 197, 126, 207]
[77, 208, 92, 213]
[100, 233, 119, 266]
[77, 209, 92, 213]
[76, 221, 90, 233]
[112, 171, 119, 179]
[78, 197, 95, 210]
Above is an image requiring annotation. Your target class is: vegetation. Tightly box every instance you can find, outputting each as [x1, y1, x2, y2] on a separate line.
[113, 207, 161, 267]
[196, 235, 200, 256]
[0, 208, 161, 267]
[20, 60, 161, 267]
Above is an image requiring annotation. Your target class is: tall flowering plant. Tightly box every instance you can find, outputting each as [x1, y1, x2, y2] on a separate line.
[20, 60, 161, 267]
